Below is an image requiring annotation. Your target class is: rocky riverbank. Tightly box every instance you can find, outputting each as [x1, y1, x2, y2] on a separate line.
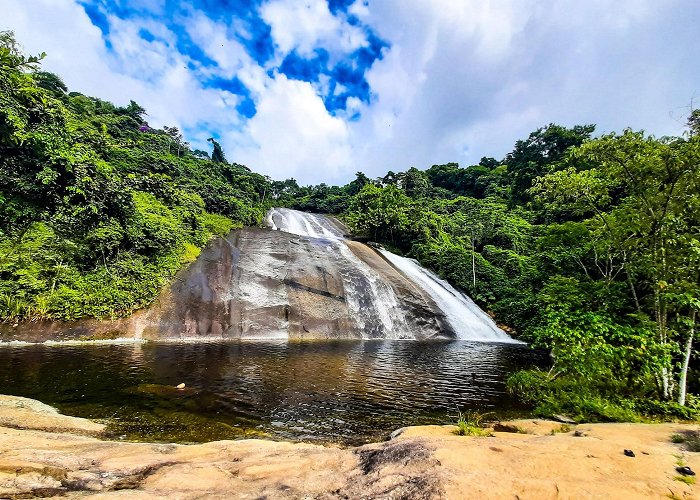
[0, 395, 697, 499]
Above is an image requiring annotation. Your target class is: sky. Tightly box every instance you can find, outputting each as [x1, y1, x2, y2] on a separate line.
[4, 0, 700, 185]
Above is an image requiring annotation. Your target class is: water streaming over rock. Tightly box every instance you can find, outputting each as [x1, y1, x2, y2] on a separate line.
[267, 208, 517, 342]
[268, 208, 413, 339]
[378, 250, 516, 342]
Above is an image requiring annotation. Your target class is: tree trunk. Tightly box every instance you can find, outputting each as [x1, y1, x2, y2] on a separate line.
[471, 231, 476, 291]
[679, 309, 696, 406]
[626, 271, 641, 313]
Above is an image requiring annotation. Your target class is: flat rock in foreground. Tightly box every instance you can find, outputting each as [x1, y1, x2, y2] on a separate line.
[0, 395, 698, 499]
[0, 395, 105, 436]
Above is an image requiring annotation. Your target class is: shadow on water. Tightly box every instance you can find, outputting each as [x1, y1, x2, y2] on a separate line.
[0, 340, 547, 445]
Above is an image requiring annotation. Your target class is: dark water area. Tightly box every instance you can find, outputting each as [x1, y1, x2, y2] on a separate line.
[0, 340, 547, 445]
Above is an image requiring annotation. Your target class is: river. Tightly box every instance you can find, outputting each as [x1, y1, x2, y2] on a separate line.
[0, 340, 543, 445]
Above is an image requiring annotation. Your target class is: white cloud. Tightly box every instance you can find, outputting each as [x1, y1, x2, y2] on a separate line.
[260, 0, 367, 58]
[182, 10, 252, 78]
[348, 0, 370, 19]
[232, 74, 352, 184]
[346, 0, 700, 177]
[105, 15, 177, 81]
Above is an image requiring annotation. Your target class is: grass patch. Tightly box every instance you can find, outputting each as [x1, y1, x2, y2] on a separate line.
[674, 475, 696, 485]
[507, 369, 700, 423]
[454, 410, 494, 437]
[550, 424, 572, 435]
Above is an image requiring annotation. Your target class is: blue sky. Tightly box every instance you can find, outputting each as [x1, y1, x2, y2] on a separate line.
[4, 0, 700, 184]
[77, 0, 385, 119]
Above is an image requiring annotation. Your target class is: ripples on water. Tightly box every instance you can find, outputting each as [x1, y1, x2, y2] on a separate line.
[0, 341, 546, 445]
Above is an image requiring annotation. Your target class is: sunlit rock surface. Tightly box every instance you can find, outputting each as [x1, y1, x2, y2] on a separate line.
[1, 395, 697, 499]
[136, 223, 451, 340]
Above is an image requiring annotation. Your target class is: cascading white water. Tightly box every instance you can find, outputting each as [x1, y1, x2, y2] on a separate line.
[267, 208, 343, 239]
[267, 208, 518, 342]
[378, 250, 519, 343]
[268, 208, 412, 339]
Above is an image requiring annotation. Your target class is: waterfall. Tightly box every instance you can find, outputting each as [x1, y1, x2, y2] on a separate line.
[268, 208, 343, 239]
[2, 208, 520, 342]
[268, 208, 413, 339]
[378, 250, 517, 342]
[267, 208, 518, 342]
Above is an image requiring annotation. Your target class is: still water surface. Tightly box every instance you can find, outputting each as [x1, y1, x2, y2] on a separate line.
[0, 340, 545, 445]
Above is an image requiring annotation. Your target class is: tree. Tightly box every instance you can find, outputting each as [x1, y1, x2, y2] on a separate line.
[346, 184, 411, 242]
[191, 149, 210, 160]
[479, 157, 499, 169]
[402, 167, 430, 198]
[0, 31, 44, 70]
[533, 130, 700, 403]
[506, 123, 595, 205]
[207, 137, 228, 164]
[346, 171, 371, 195]
[688, 108, 700, 136]
[122, 100, 146, 122]
[33, 71, 67, 96]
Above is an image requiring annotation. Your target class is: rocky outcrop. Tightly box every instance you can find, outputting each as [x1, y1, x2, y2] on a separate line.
[1, 395, 698, 499]
[0, 395, 443, 499]
[132, 227, 452, 340]
[0, 395, 104, 436]
[1, 226, 453, 342]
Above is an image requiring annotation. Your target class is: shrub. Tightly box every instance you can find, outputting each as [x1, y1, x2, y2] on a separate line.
[454, 410, 494, 437]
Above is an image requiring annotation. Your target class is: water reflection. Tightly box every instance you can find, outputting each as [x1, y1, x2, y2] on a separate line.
[0, 340, 545, 445]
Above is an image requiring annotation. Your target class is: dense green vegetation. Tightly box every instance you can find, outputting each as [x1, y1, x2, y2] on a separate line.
[0, 32, 271, 321]
[283, 120, 700, 420]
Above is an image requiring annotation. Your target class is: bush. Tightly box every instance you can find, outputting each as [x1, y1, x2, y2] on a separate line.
[199, 212, 239, 236]
[454, 410, 494, 437]
[508, 369, 639, 422]
[631, 399, 700, 421]
[508, 369, 700, 423]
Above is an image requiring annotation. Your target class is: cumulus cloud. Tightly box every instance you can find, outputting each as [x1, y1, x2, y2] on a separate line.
[3, 0, 699, 184]
[182, 10, 252, 79]
[349, 0, 700, 175]
[233, 74, 352, 183]
[261, 0, 367, 58]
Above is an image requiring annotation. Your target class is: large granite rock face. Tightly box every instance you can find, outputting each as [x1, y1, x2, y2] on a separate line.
[134, 227, 452, 340]
[1, 225, 453, 341]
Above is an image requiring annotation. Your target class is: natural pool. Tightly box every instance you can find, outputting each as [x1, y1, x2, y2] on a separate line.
[0, 340, 546, 445]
